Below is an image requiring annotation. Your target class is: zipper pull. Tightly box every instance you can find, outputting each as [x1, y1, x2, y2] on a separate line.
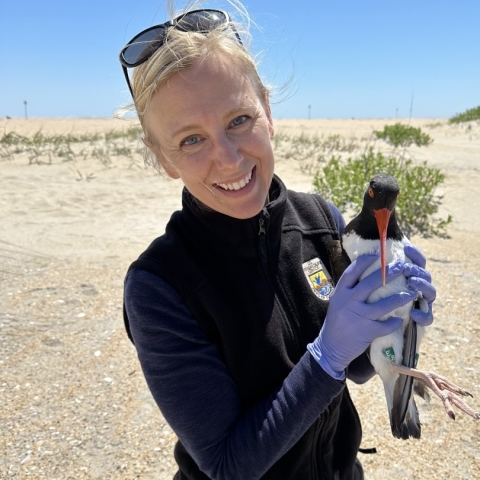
[258, 217, 266, 236]
[258, 216, 268, 266]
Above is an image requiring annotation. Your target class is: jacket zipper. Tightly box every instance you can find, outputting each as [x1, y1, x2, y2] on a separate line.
[258, 211, 329, 478]
[257, 212, 303, 360]
[258, 216, 268, 268]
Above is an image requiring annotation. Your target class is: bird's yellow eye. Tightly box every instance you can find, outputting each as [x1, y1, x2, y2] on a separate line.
[368, 187, 374, 198]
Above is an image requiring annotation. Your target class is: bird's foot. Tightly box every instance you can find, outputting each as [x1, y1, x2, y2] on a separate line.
[392, 364, 480, 421]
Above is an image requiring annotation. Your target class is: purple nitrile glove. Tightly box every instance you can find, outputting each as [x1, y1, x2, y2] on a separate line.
[308, 254, 416, 380]
[403, 244, 436, 327]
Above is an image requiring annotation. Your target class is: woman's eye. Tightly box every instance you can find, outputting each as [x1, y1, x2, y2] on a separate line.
[230, 115, 249, 127]
[181, 135, 201, 147]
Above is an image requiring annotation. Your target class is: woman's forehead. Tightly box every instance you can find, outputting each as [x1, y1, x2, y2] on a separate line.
[169, 53, 247, 89]
[147, 55, 261, 123]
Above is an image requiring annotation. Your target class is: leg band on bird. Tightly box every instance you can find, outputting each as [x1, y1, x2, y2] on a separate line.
[382, 347, 396, 363]
[382, 347, 420, 368]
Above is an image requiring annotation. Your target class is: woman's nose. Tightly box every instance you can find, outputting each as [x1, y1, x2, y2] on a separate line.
[212, 133, 243, 170]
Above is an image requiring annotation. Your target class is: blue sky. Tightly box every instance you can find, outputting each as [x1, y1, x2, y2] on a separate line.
[1, 0, 479, 119]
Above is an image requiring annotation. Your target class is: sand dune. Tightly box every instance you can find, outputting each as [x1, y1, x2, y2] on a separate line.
[1, 117, 479, 479]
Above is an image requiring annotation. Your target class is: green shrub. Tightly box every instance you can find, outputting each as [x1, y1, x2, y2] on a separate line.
[449, 105, 480, 124]
[374, 123, 433, 148]
[313, 148, 452, 238]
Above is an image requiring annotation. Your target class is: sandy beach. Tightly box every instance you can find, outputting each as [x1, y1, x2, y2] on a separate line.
[1, 117, 479, 479]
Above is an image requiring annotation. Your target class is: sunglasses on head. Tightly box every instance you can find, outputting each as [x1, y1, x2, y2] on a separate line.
[119, 8, 243, 98]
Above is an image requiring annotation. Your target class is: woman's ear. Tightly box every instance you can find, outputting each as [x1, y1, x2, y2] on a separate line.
[143, 136, 180, 179]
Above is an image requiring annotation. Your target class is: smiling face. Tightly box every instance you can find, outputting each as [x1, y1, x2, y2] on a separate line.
[143, 53, 275, 219]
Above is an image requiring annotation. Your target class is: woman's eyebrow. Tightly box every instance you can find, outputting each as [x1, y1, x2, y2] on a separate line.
[171, 105, 257, 138]
[171, 123, 202, 139]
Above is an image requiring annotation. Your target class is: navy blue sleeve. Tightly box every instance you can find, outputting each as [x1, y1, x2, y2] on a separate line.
[125, 269, 344, 480]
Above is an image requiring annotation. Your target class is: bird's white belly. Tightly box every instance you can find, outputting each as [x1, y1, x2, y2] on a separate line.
[342, 234, 424, 376]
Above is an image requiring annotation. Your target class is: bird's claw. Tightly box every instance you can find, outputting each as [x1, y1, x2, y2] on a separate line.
[392, 365, 480, 421]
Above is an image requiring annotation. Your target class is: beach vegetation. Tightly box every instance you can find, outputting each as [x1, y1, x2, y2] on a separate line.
[105, 126, 142, 142]
[272, 131, 362, 175]
[424, 120, 445, 129]
[374, 123, 433, 148]
[313, 148, 452, 238]
[70, 166, 96, 182]
[274, 132, 360, 155]
[449, 105, 480, 124]
[0, 127, 144, 172]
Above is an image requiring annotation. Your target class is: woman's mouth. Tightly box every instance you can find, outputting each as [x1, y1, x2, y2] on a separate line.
[215, 169, 254, 191]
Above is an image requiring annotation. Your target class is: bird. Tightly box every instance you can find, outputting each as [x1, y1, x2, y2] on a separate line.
[328, 173, 479, 439]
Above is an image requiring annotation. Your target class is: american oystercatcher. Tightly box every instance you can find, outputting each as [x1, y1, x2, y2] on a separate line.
[337, 173, 479, 438]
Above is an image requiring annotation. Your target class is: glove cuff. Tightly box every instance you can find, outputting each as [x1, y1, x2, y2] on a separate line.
[307, 341, 346, 381]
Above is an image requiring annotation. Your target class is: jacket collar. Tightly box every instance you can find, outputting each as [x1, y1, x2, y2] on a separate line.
[180, 175, 287, 257]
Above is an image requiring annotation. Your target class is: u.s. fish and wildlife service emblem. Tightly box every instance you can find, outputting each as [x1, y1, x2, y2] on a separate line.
[302, 257, 335, 300]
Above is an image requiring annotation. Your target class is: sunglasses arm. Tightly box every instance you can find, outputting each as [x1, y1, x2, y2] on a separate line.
[121, 65, 135, 99]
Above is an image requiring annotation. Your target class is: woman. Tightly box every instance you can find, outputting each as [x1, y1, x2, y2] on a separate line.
[120, 5, 434, 479]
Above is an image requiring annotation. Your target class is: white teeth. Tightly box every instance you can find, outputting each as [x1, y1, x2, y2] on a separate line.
[217, 170, 253, 191]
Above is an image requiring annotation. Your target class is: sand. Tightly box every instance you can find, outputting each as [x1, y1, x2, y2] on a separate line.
[1, 117, 479, 479]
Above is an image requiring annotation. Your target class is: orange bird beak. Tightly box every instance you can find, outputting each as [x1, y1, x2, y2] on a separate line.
[373, 208, 392, 286]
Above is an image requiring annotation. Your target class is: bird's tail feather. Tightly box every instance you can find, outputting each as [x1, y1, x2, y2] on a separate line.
[390, 318, 421, 439]
[414, 381, 431, 403]
[391, 396, 421, 439]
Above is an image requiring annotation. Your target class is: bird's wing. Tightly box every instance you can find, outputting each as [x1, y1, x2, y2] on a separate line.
[390, 312, 421, 439]
[327, 239, 351, 285]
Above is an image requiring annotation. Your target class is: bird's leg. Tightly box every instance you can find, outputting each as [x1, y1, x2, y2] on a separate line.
[391, 364, 480, 421]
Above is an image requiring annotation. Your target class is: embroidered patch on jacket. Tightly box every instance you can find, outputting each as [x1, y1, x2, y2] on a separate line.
[302, 257, 334, 300]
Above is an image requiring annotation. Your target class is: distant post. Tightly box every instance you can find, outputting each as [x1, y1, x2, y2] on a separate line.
[24, 100, 28, 120]
[308, 105, 311, 120]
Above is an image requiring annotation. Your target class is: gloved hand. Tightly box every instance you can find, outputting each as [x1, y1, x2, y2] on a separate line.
[308, 254, 417, 380]
[403, 244, 436, 327]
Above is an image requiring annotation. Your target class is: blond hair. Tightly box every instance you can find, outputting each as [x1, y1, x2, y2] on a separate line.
[122, 4, 270, 171]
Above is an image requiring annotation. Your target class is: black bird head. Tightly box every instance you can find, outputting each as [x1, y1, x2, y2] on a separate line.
[363, 174, 401, 285]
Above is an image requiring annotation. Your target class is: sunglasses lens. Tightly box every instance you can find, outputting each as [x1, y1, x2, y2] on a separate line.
[120, 10, 230, 70]
[122, 27, 167, 66]
[177, 10, 227, 33]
